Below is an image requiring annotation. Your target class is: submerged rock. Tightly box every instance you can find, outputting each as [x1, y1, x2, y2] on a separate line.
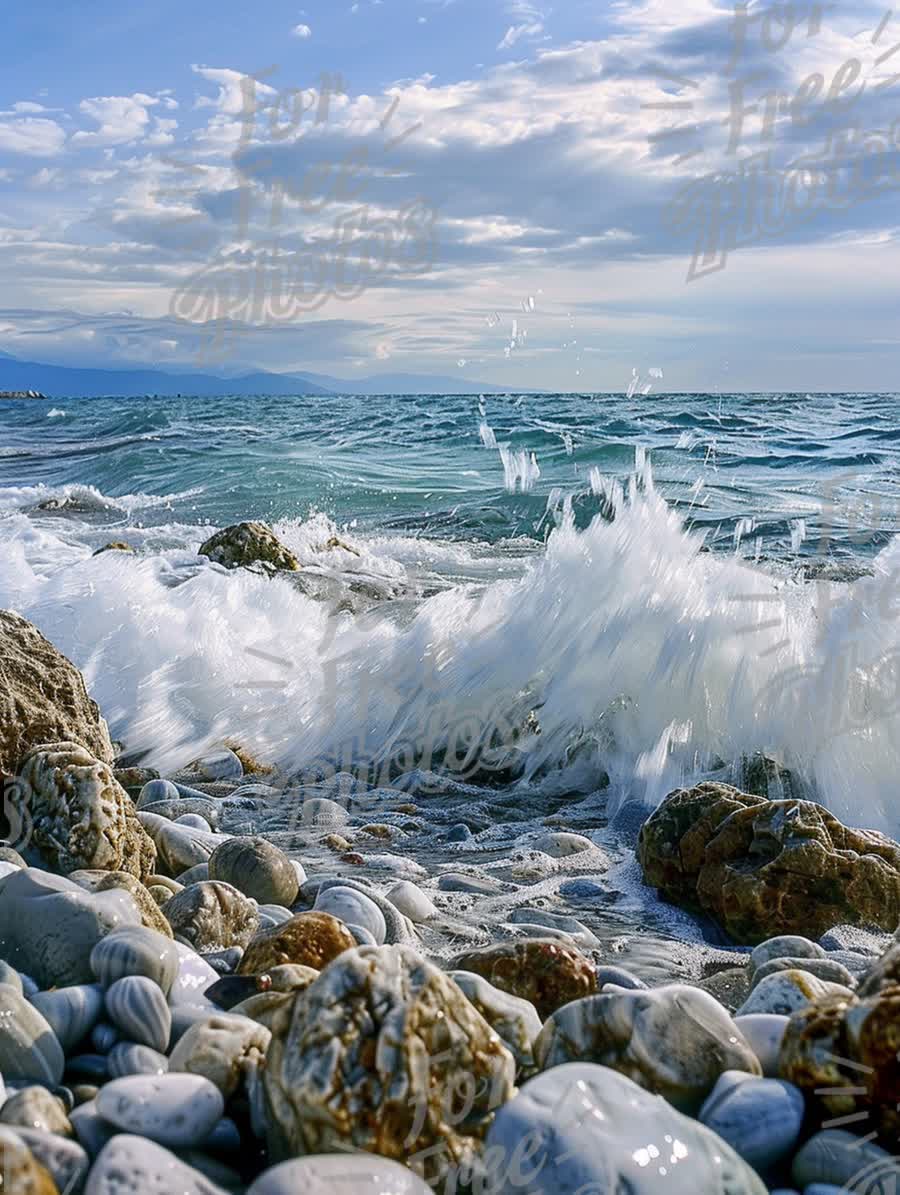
[485, 1063, 768, 1195]
[0, 609, 114, 774]
[639, 783, 900, 942]
[199, 521, 300, 574]
[237, 911, 356, 974]
[452, 938, 597, 1019]
[534, 984, 760, 1112]
[262, 944, 515, 1166]
[18, 743, 156, 879]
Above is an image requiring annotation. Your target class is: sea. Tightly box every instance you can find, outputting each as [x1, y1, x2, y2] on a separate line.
[1, 390, 899, 967]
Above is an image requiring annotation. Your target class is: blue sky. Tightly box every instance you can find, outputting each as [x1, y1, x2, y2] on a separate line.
[2, 0, 900, 390]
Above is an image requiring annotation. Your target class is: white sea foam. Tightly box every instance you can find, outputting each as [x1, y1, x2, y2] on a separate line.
[1, 460, 899, 832]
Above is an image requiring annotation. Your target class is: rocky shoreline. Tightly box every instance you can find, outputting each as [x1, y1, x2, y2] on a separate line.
[1, 521, 899, 1194]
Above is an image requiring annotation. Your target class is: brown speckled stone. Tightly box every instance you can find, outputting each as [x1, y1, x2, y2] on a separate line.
[238, 911, 356, 974]
[452, 938, 597, 1019]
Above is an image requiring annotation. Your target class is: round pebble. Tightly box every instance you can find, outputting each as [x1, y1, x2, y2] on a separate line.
[84, 1133, 227, 1194]
[30, 984, 105, 1054]
[314, 885, 387, 944]
[733, 1013, 789, 1077]
[95, 1073, 224, 1148]
[107, 1042, 169, 1078]
[750, 935, 825, 975]
[90, 926, 180, 995]
[208, 837, 299, 907]
[105, 975, 172, 1053]
[699, 1070, 805, 1172]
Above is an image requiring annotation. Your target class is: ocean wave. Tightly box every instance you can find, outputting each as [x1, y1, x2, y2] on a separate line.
[2, 457, 898, 834]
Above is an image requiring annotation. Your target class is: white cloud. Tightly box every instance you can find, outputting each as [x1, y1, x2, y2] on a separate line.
[13, 101, 48, 114]
[498, 1, 545, 50]
[291, 23, 312, 38]
[72, 94, 159, 147]
[0, 117, 66, 156]
[192, 65, 277, 116]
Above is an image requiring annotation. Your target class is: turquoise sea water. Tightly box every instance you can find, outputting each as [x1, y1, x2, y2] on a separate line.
[1, 390, 899, 836]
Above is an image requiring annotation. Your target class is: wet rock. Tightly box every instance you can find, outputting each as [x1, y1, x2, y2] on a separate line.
[535, 983, 761, 1112]
[85, 1133, 229, 1195]
[779, 978, 900, 1141]
[69, 869, 173, 938]
[791, 1129, 900, 1191]
[237, 911, 355, 974]
[167, 943, 219, 1009]
[0, 869, 143, 989]
[737, 969, 852, 1016]
[262, 945, 515, 1166]
[199, 522, 300, 574]
[18, 743, 156, 879]
[10, 1128, 88, 1195]
[107, 1042, 169, 1079]
[162, 881, 259, 953]
[385, 882, 437, 923]
[313, 885, 386, 943]
[90, 924, 180, 994]
[138, 813, 229, 878]
[449, 970, 542, 1077]
[0, 610, 114, 774]
[0, 1126, 60, 1194]
[168, 1012, 270, 1097]
[733, 1013, 789, 1077]
[30, 984, 104, 1054]
[485, 1063, 767, 1195]
[750, 935, 826, 973]
[452, 938, 597, 1020]
[509, 908, 600, 950]
[750, 955, 855, 991]
[639, 784, 900, 942]
[0, 985, 65, 1086]
[105, 975, 172, 1053]
[247, 1156, 433, 1195]
[0, 1086, 71, 1136]
[637, 782, 766, 906]
[698, 1070, 805, 1172]
[438, 872, 503, 895]
[208, 837, 298, 906]
[95, 1074, 224, 1148]
[596, 965, 648, 991]
[93, 541, 134, 556]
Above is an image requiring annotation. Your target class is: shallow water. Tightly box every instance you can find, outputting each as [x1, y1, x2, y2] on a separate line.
[1, 391, 899, 963]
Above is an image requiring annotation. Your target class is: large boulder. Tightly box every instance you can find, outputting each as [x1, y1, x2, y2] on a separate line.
[262, 945, 515, 1167]
[17, 743, 156, 879]
[0, 867, 143, 988]
[0, 610, 113, 774]
[199, 522, 300, 574]
[639, 784, 900, 943]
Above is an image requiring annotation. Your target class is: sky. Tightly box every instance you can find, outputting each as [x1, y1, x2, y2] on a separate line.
[2, 0, 900, 391]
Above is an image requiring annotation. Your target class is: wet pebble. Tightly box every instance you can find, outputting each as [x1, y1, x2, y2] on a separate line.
[208, 837, 299, 907]
[84, 1133, 229, 1194]
[12, 1126, 89, 1194]
[90, 926, 180, 995]
[95, 1073, 224, 1148]
[749, 936, 825, 975]
[314, 885, 386, 944]
[737, 969, 852, 1016]
[31, 984, 105, 1054]
[108, 1041, 169, 1078]
[386, 881, 437, 923]
[698, 1070, 805, 1172]
[438, 872, 502, 895]
[248, 1155, 433, 1194]
[0, 1085, 72, 1136]
[105, 975, 172, 1053]
[733, 1013, 789, 1077]
[0, 984, 65, 1085]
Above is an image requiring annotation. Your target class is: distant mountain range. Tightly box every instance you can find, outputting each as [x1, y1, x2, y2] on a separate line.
[0, 352, 512, 398]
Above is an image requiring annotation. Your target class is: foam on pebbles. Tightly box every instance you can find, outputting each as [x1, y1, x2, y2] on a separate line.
[95, 1074, 224, 1148]
[105, 975, 172, 1053]
[84, 1134, 229, 1195]
[247, 1155, 434, 1194]
[486, 1063, 768, 1194]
